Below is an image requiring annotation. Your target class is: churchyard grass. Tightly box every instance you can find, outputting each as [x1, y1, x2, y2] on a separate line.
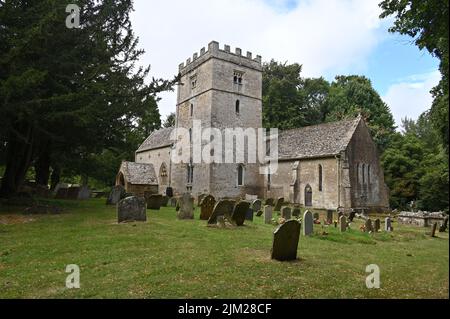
[0, 198, 448, 298]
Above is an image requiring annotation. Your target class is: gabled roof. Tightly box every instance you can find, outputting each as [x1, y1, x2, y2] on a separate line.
[277, 116, 361, 160]
[119, 161, 158, 185]
[136, 127, 174, 153]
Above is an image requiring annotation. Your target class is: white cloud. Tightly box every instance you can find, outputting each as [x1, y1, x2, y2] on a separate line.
[130, 0, 387, 120]
[382, 71, 441, 128]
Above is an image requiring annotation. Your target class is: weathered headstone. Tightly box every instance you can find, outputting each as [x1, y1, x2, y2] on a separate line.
[117, 196, 146, 223]
[326, 210, 333, 224]
[232, 201, 251, 226]
[274, 197, 284, 211]
[302, 210, 313, 236]
[271, 220, 301, 261]
[374, 219, 381, 232]
[176, 193, 194, 219]
[365, 219, 374, 232]
[245, 208, 254, 221]
[208, 199, 236, 224]
[197, 194, 207, 206]
[256, 210, 263, 217]
[264, 205, 273, 224]
[385, 217, 392, 232]
[66, 186, 80, 200]
[161, 196, 169, 207]
[439, 216, 448, 232]
[281, 206, 292, 220]
[338, 211, 343, 219]
[55, 187, 69, 199]
[251, 199, 262, 213]
[106, 185, 126, 205]
[53, 183, 69, 196]
[348, 210, 356, 222]
[292, 207, 301, 217]
[77, 185, 91, 200]
[146, 194, 163, 210]
[200, 195, 216, 220]
[168, 197, 177, 207]
[339, 215, 347, 232]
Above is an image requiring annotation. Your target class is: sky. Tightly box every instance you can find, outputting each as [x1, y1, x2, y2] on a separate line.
[130, 0, 440, 129]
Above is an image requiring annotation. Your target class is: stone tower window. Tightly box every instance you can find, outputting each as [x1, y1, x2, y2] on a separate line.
[235, 100, 240, 114]
[187, 163, 194, 184]
[356, 163, 360, 184]
[233, 71, 243, 84]
[190, 103, 193, 117]
[160, 163, 168, 185]
[367, 164, 371, 185]
[362, 164, 366, 185]
[190, 75, 197, 89]
[189, 128, 192, 143]
[318, 164, 323, 191]
[237, 164, 245, 186]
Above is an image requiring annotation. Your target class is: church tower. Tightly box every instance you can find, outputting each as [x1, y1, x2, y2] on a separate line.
[171, 41, 263, 198]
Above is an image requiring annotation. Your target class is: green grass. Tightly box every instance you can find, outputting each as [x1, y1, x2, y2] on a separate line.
[0, 198, 448, 299]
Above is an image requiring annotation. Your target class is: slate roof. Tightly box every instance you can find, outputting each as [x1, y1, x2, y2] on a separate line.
[119, 161, 158, 185]
[136, 127, 174, 152]
[277, 116, 361, 160]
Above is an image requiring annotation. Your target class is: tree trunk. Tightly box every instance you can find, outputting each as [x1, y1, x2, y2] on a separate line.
[0, 123, 35, 197]
[50, 165, 61, 190]
[34, 141, 51, 187]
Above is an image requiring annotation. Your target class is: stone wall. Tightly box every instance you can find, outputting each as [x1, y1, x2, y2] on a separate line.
[398, 211, 446, 227]
[135, 146, 172, 195]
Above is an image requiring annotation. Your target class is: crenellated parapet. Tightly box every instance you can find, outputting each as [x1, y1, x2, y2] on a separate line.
[178, 41, 262, 75]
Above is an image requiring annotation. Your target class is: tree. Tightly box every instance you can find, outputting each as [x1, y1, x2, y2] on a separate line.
[163, 112, 176, 128]
[380, 0, 449, 152]
[0, 0, 178, 196]
[325, 75, 396, 150]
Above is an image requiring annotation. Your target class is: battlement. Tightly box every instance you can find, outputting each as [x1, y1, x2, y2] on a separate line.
[178, 41, 262, 75]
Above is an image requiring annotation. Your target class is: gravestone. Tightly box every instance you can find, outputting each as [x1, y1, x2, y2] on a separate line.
[302, 210, 313, 236]
[106, 185, 126, 205]
[265, 198, 274, 206]
[251, 199, 262, 214]
[161, 196, 169, 207]
[292, 207, 301, 218]
[374, 219, 381, 232]
[385, 217, 392, 231]
[365, 219, 373, 232]
[146, 194, 163, 210]
[439, 216, 448, 232]
[168, 197, 178, 207]
[245, 194, 258, 201]
[200, 195, 216, 220]
[117, 196, 146, 223]
[77, 185, 91, 200]
[348, 210, 356, 222]
[271, 220, 301, 261]
[176, 193, 194, 219]
[339, 215, 347, 232]
[208, 199, 236, 224]
[256, 210, 263, 217]
[431, 222, 437, 237]
[232, 201, 251, 226]
[66, 186, 80, 200]
[54, 183, 69, 196]
[281, 206, 291, 220]
[313, 212, 319, 220]
[326, 210, 333, 224]
[197, 194, 207, 206]
[264, 205, 273, 224]
[338, 211, 343, 219]
[245, 208, 254, 221]
[55, 187, 69, 199]
[274, 197, 284, 211]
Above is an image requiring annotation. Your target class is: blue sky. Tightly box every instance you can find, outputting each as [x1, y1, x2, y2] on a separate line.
[131, 0, 441, 128]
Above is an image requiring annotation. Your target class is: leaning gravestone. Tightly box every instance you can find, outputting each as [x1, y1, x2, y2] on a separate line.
[264, 205, 273, 224]
[77, 185, 91, 200]
[302, 210, 313, 236]
[146, 194, 163, 210]
[292, 207, 301, 218]
[431, 222, 437, 237]
[106, 185, 126, 205]
[385, 217, 392, 232]
[208, 199, 236, 224]
[339, 215, 347, 232]
[281, 206, 291, 220]
[161, 196, 169, 207]
[365, 219, 374, 232]
[374, 219, 381, 232]
[200, 195, 216, 220]
[274, 197, 284, 211]
[117, 196, 146, 223]
[251, 199, 262, 214]
[232, 201, 251, 226]
[271, 220, 301, 261]
[326, 210, 333, 224]
[176, 193, 194, 219]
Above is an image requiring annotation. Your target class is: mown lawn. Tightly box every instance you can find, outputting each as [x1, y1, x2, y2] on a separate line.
[0, 198, 448, 299]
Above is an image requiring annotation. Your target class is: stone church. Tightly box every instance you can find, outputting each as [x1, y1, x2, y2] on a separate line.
[116, 41, 389, 213]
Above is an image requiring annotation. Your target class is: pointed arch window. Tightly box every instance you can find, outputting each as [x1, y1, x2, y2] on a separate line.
[318, 164, 323, 191]
[235, 100, 240, 114]
[237, 164, 245, 186]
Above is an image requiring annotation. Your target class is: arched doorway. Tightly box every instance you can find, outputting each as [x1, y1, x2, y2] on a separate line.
[159, 163, 168, 186]
[305, 184, 312, 207]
